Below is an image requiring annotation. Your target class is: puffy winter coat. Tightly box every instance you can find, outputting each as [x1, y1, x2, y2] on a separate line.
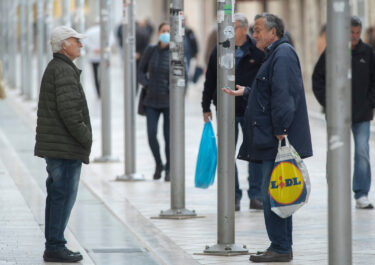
[35, 53, 92, 164]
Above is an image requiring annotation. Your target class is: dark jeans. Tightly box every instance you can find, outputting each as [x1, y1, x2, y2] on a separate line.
[45, 158, 82, 251]
[262, 160, 293, 254]
[91, 62, 100, 97]
[234, 116, 263, 201]
[145, 107, 170, 170]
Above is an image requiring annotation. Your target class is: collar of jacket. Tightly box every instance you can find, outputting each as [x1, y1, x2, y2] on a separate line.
[264, 36, 289, 60]
[236, 35, 258, 57]
[351, 39, 364, 55]
[53, 53, 82, 76]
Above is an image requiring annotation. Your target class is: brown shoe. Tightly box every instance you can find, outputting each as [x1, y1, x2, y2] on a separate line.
[250, 199, 263, 210]
[250, 249, 292, 263]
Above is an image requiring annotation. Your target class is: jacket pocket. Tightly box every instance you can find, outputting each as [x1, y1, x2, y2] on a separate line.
[252, 118, 277, 149]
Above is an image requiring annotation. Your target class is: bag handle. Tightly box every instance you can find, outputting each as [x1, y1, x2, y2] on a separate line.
[278, 135, 290, 149]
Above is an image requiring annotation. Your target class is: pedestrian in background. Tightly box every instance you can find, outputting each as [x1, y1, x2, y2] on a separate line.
[138, 22, 171, 181]
[85, 20, 114, 98]
[34, 26, 92, 263]
[312, 16, 375, 209]
[202, 13, 264, 211]
[223, 13, 312, 262]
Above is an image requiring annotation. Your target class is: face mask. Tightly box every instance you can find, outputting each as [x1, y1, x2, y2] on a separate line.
[159, 33, 170, 44]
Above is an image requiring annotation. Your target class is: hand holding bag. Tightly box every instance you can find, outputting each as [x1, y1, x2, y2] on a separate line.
[268, 136, 311, 218]
[194, 121, 217, 188]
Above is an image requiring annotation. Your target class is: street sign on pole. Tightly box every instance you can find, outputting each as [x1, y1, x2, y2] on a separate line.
[94, 0, 118, 163]
[326, 1, 352, 264]
[116, 0, 144, 181]
[203, 0, 248, 255]
[157, 0, 197, 219]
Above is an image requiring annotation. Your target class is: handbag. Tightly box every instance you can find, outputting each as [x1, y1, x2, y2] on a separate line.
[194, 121, 217, 188]
[137, 87, 146, 116]
[268, 136, 311, 218]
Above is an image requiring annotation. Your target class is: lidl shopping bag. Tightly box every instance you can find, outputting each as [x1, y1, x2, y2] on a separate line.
[269, 137, 311, 218]
[195, 121, 217, 188]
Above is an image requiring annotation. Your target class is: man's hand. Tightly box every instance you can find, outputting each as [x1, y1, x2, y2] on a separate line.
[276, 134, 287, 141]
[222, 85, 245, 96]
[203, 112, 212, 123]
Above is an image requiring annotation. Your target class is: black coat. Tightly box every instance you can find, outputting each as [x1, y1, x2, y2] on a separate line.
[201, 36, 264, 117]
[35, 53, 92, 164]
[138, 44, 170, 109]
[238, 37, 313, 161]
[312, 40, 375, 123]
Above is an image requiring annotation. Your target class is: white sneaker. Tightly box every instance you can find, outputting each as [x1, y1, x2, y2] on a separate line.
[356, 196, 374, 209]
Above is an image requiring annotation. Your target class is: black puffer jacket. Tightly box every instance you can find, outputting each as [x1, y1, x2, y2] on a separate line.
[312, 40, 375, 123]
[201, 36, 264, 117]
[34, 53, 92, 164]
[138, 44, 170, 108]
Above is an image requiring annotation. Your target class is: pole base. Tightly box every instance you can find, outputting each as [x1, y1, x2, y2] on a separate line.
[198, 243, 248, 256]
[93, 156, 119, 163]
[116, 173, 145, 181]
[152, 208, 202, 220]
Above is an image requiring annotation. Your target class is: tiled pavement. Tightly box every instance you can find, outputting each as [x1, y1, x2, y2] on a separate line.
[1, 55, 375, 264]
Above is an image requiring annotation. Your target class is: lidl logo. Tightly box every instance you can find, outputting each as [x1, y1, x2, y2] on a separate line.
[269, 161, 304, 205]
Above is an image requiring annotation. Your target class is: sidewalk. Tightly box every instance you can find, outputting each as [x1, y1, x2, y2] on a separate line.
[0, 54, 375, 265]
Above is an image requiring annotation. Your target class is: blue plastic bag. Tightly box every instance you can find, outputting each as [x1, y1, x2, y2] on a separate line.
[195, 121, 217, 188]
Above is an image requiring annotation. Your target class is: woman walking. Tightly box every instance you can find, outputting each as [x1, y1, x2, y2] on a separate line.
[138, 22, 171, 181]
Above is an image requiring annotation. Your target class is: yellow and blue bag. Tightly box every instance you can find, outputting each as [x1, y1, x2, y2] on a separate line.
[194, 121, 217, 188]
[269, 137, 311, 218]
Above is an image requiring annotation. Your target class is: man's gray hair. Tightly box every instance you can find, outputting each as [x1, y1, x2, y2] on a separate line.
[51, 39, 70, 53]
[254, 13, 284, 38]
[234, 13, 249, 28]
[351, 16, 362, 28]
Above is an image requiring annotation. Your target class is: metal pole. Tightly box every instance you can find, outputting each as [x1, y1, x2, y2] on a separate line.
[24, 0, 34, 100]
[62, 0, 71, 27]
[1, 0, 9, 85]
[326, 1, 352, 265]
[157, 0, 196, 219]
[45, 0, 54, 62]
[19, 0, 26, 96]
[36, 0, 45, 90]
[74, 0, 85, 83]
[9, 0, 18, 89]
[94, 0, 118, 162]
[116, 0, 144, 181]
[204, 0, 247, 255]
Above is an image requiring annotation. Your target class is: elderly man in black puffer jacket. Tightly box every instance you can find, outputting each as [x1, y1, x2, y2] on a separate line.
[35, 26, 92, 263]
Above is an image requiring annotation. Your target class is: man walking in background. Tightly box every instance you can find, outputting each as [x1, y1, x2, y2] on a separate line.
[313, 16, 375, 209]
[35, 26, 92, 263]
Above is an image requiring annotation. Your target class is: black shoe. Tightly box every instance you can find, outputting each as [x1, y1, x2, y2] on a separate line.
[164, 170, 170, 182]
[250, 199, 263, 210]
[153, 164, 164, 180]
[235, 199, 240, 211]
[43, 248, 83, 263]
[250, 249, 292, 263]
[256, 249, 293, 258]
[64, 247, 81, 256]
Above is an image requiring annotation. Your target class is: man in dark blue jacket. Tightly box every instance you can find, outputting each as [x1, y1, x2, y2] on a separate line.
[223, 13, 312, 262]
[313, 16, 375, 209]
[202, 13, 264, 211]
